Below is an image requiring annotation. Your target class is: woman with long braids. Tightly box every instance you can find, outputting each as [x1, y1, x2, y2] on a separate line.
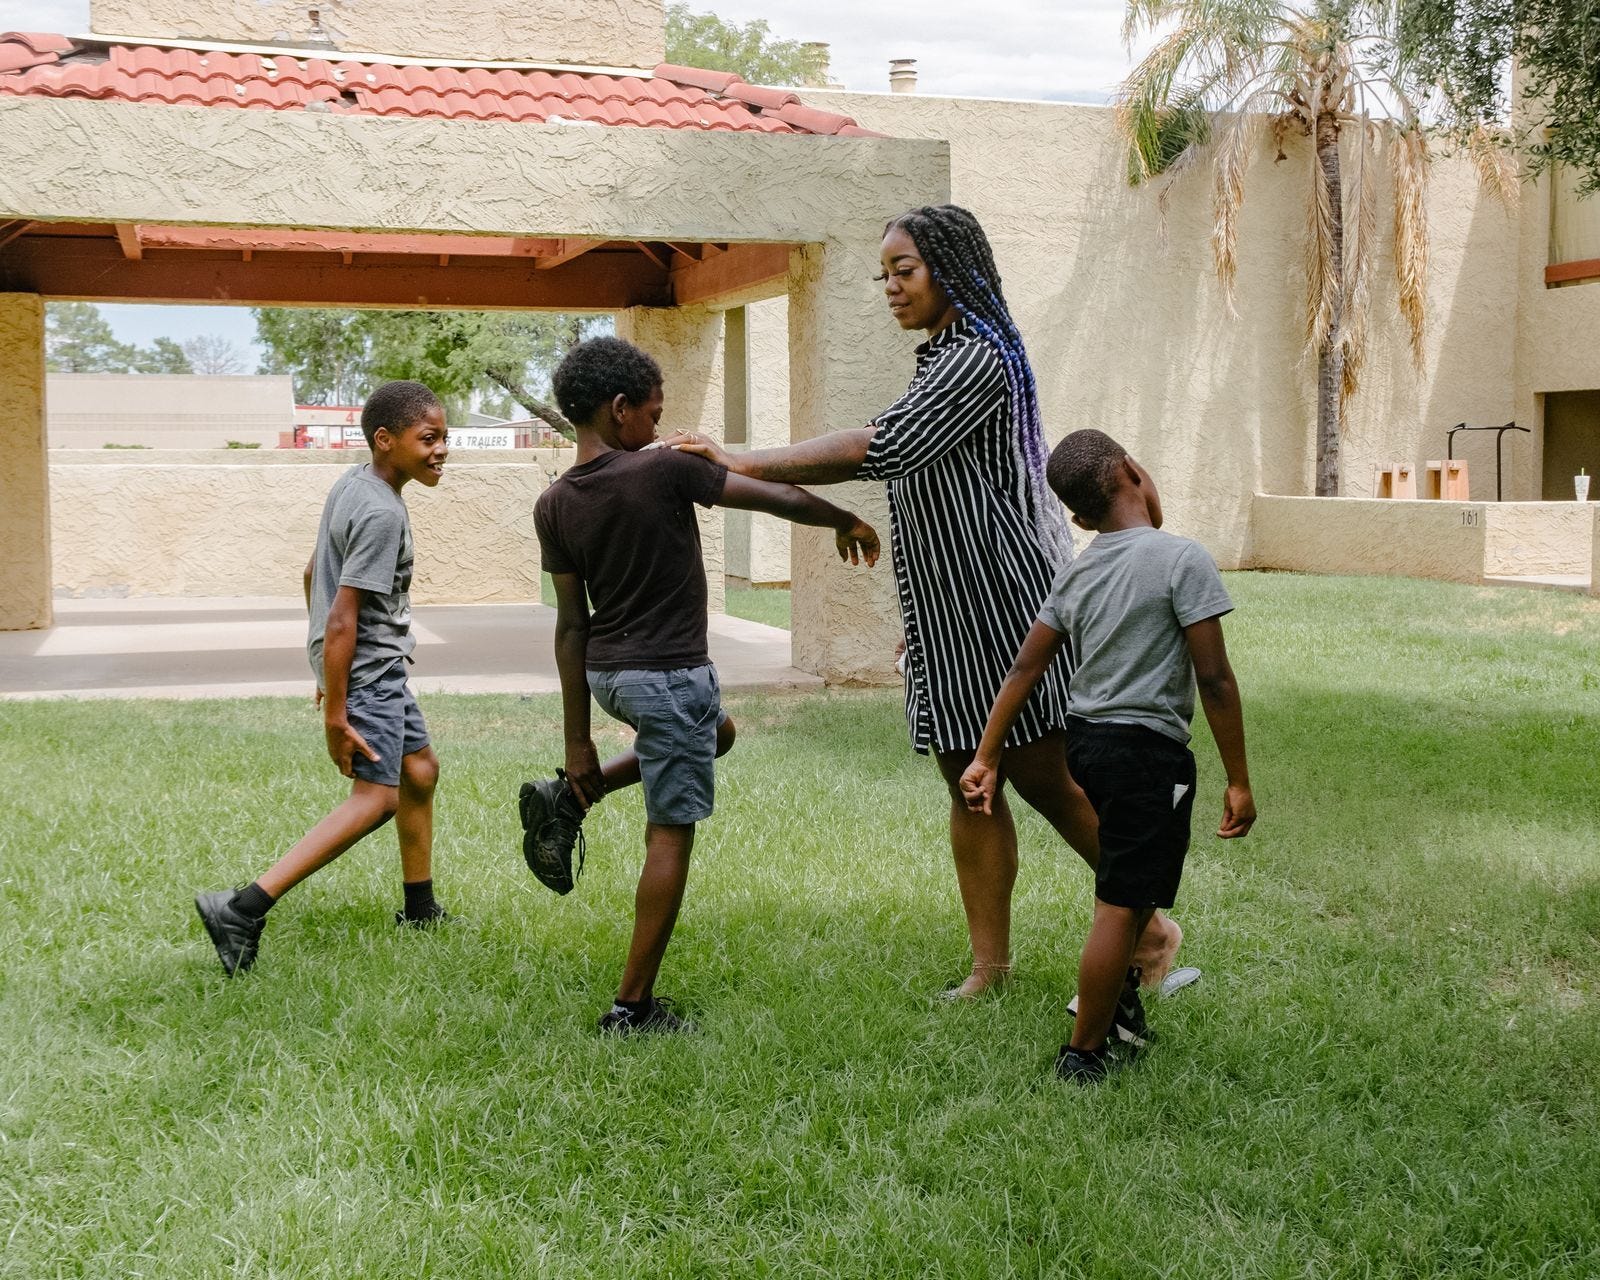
[674, 204, 1180, 998]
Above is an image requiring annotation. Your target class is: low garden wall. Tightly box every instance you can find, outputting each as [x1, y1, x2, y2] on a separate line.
[48, 450, 728, 608]
[1250, 495, 1597, 588]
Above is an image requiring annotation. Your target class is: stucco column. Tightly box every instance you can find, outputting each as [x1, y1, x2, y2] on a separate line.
[0, 293, 51, 631]
[615, 304, 727, 613]
[1590, 504, 1600, 597]
[788, 241, 908, 683]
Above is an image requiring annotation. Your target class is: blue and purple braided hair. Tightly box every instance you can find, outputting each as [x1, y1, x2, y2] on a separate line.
[888, 204, 1076, 569]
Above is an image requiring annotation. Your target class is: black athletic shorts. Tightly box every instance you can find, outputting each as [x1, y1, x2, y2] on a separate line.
[1065, 716, 1196, 909]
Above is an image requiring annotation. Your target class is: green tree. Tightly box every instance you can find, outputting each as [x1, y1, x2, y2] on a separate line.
[253, 308, 602, 435]
[254, 308, 369, 405]
[46, 302, 195, 374]
[46, 302, 132, 373]
[1117, 0, 1513, 496]
[1401, 0, 1600, 195]
[131, 337, 194, 374]
[664, 4, 825, 85]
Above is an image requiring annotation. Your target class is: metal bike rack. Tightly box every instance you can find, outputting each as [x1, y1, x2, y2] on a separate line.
[1446, 422, 1530, 502]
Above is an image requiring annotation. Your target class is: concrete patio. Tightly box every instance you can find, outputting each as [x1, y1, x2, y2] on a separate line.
[0, 597, 816, 700]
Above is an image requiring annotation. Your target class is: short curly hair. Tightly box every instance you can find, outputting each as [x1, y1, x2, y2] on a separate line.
[552, 337, 663, 425]
[1045, 429, 1128, 525]
[360, 380, 442, 450]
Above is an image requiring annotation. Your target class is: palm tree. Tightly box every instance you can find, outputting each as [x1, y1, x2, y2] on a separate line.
[1116, 0, 1514, 496]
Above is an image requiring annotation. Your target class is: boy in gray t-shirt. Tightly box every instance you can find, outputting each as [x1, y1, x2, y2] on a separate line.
[194, 381, 452, 977]
[961, 429, 1256, 1084]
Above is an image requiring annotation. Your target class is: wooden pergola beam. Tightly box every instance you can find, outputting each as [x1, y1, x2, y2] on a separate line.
[134, 226, 569, 258]
[0, 236, 671, 310]
[533, 237, 605, 270]
[113, 223, 143, 260]
[670, 242, 793, 306]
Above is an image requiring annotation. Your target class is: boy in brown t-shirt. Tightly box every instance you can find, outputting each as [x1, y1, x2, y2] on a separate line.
[523, 336, 880, 1035]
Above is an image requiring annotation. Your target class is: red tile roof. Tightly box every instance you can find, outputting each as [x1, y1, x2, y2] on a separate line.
[0, 35, 881, 136]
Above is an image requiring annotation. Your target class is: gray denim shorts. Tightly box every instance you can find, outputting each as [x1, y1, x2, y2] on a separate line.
[587, 664, 726, 826]
[345, 661, 430, 788]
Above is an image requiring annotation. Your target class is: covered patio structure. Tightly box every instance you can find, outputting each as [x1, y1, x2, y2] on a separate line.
[0, 2, 949, 682]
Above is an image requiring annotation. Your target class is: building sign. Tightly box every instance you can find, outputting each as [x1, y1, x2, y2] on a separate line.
[450, 429, 516, 450]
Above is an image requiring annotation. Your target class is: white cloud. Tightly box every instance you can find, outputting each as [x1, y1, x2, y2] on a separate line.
[2, 0, 1150, 101]
[677, 0, 1150, 100]
[0, 0, 88, 32]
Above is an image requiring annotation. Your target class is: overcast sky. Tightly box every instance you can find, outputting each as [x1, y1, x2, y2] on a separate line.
[2, 1, 1152, 354]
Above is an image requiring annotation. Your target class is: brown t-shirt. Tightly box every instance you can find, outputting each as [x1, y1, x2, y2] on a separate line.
[534, 448, 728, 671]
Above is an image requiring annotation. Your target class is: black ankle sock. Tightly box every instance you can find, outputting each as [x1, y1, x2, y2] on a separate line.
[231, 883, 274, 919]
[402, 879, 440, 920]
[616, 996, 651, 1013]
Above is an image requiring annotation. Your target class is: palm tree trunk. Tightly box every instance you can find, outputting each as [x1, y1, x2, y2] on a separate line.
[1315, 110, 1344, 497]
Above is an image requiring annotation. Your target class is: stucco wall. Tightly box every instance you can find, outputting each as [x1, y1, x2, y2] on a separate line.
[50, 447, 572, 466]
[1515, 169, 1600, 499]
[810, 91, 1523, 564]
[1249, 495, 1489, 584]
[726, 295, 794, 586]
[1483, 502, 1595, 576]
[1592, 507, 1600, 597]
[0, 293, 51, 629]
[88, 0, 665, 68]
[0, 98, 946, 247]
[615, 303, 728, 615]
[49, 462, 550, 601]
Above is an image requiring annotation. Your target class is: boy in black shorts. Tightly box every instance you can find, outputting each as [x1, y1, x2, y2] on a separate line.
[520, 336, 879, 1035]
[960, 429, 1256, 1082]
[194, 381, 451, 975]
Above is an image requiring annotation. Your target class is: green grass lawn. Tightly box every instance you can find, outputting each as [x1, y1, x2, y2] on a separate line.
[2, 574, 1597, 1278]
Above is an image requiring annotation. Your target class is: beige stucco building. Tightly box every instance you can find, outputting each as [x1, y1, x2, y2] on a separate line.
[46, 372, 295, 449]
[4, 0, 1600, 667]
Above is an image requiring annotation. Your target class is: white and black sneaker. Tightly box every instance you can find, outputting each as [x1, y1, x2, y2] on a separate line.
[597, 996, 696, 1037]
[1066, 966, 1152, 1048]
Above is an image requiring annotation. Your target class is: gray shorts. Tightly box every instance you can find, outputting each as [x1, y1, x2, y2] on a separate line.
[588, 664, 726, 826]
[345, 661, 430, 788]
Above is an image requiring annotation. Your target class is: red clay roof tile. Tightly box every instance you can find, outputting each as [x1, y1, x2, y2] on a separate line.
[725, 82, 799, 110]
[652, 63, 740, 94]
[0, 34, 886, 137]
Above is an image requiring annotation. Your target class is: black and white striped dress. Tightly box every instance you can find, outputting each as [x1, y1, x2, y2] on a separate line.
[859, 317, 1071, 755]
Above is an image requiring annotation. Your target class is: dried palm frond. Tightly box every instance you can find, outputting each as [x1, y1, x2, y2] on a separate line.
[1390, 119, 1430, 367]
[1339, 118, 1380, 401]
[1211, 96, 1273, 312]
[1465, 123, 1520, 207]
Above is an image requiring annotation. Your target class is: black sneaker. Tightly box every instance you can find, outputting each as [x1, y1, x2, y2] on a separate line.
[194, 889, 265, 976]
[517, 771, 587, 895]
[1066, 966, 1153, 1048]
[1054, 1039, 1135, 1085]
[596, 997, 696, 1036]
[1055, 1042, 1110, 1084]
[394, 908, 454, 930]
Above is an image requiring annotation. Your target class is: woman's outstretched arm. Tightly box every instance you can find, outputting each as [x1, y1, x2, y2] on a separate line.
[668, 427, 875, 485]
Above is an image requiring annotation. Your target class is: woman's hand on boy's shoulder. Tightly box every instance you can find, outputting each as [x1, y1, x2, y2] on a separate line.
[662, 431, 738, 472]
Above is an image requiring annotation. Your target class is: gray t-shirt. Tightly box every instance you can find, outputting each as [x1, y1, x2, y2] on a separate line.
[1037, 527, 1232, 744]
[307, 464, 415, 691]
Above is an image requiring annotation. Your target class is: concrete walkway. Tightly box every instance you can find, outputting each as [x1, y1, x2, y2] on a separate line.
[1481, 573, 1591, 594]
[0, 597, 818, 700]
